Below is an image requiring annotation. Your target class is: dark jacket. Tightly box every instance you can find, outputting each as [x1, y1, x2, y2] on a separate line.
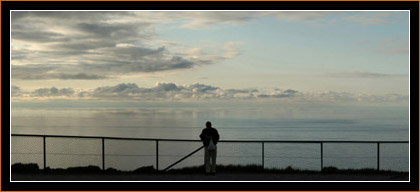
[199, 127, 220, 147]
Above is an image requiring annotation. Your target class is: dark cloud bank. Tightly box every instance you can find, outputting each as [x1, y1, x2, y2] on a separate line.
[11, 83, 408, 104]
[11, 11, 227, 80]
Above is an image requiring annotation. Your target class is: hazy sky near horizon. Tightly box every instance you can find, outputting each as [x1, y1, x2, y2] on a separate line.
[11, 11, 410, 106]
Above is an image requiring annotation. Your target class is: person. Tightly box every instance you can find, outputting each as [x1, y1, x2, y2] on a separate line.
[199, 121, 220, 175]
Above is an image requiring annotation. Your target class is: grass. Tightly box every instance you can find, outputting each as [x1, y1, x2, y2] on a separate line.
[11, 163, 156, 174]
[11, 163, 408, 176]
[166, 164, 408, 175]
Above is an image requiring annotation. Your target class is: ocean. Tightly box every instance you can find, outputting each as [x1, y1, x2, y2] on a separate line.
[11, 105, 409, 172]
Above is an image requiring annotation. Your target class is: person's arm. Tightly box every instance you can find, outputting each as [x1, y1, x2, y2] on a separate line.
[199, 129, 205, 141]
[199, 131, 203, 140]
[214, 130, 220, 144]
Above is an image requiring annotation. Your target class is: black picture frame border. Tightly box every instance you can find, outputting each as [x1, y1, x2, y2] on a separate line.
[2, 1, 418, 191]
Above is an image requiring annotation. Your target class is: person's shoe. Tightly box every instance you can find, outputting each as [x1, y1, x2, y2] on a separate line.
[211, 172, 216, 176]
[205, 172, 211, 176]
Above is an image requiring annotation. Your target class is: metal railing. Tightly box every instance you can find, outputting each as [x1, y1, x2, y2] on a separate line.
[11, 134, 409, 172]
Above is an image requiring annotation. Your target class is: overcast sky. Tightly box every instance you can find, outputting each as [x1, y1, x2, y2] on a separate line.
[11, 11, 409, 105]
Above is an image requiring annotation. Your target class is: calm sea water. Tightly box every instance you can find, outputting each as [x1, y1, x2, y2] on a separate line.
[11, 106, 409, 172]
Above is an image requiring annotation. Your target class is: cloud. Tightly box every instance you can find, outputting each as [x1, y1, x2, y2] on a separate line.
[80, 55, 197, 73]
[179, 11, 258, 29]
[11, 85, 23, 97]
[11, 11, 226, 80]
[284, 89, 298, 94]
[11, 47, 206, 80]
[87, 82, 293, 100]
[92, 83, 141, 98]
[220, 88, 258, 99]
[12, 31, 70, 43]
[327, 72, 407, 79]
[10, 11, 406, 82]
[223, 42, 241, 59]
[11, 64, 109, 80]
[258, 89, 299, 98]
[187, 83, 219, 93]
[369, 38, 409, 55]
[90, 82, 220, 100]
[155, 82, 182, 92]
[12, 82, 408, 104]
[11, 11, 336, 29]
[31, 87, 75, 97]
[76, 22, 144, 38]
[11, 11, 135, 21]
[300, 91, 408, 104]
[224, 89, 258, 94]
[343, 12, 401, 25]
[179, 11, 338, 29]
[57, 73, 109, 80]
[174, 42, 242, 65]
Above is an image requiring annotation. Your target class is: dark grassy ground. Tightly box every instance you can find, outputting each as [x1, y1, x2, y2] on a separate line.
[11, 163, 409, 181]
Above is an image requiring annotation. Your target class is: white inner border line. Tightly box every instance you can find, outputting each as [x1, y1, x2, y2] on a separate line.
[9, 9, 411, 183]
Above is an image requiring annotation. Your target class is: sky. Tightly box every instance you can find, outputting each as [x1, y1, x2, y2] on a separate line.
[10, 11, 410, 107]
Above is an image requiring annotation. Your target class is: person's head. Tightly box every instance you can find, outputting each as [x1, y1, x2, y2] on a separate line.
[206, 121, 212, 128]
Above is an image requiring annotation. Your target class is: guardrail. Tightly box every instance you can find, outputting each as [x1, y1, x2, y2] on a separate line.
[11, 134, 409, 172]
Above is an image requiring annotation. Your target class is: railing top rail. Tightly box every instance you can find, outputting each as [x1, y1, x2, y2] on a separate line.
[11, 134, 409, 143]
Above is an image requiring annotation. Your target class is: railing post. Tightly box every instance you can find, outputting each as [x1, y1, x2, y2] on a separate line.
[262, 142, 265, 169]
[377, 142, 380, 171]
[102, 137, 105, 171]
[43, 136, 46, 170]
[156, 140, 159, 171]
[320, 142, 323, 171]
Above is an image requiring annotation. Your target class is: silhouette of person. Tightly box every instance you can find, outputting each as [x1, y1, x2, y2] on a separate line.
[199, 121, 220, 175]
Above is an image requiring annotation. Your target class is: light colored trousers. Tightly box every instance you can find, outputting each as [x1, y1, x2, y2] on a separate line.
[204, 147, 217, 173]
